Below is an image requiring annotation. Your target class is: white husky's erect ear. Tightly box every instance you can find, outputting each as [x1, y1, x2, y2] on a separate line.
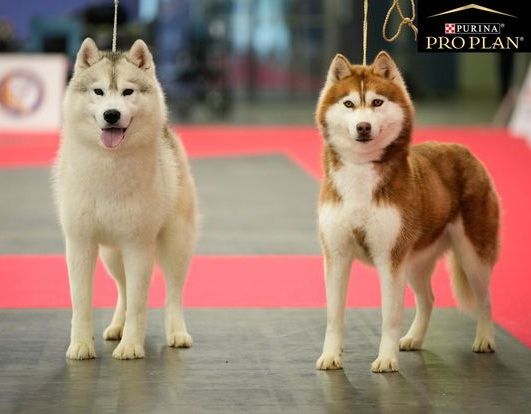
[75, 38, 99, 71]
[326, 54, 352, 84]
[372, 51, 407, 90]
[128, 40, 154, 72]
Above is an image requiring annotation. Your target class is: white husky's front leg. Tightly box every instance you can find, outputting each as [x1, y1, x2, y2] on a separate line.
[112, 243, 155, 360]
[371, 263, 406, 373]
[65, 237, 98, 360]
[316, 243, 354, 370]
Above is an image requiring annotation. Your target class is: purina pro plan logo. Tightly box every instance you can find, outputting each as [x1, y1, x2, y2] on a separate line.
[418, 1, 531, 52]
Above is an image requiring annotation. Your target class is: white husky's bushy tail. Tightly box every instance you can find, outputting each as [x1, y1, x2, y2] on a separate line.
[448, 249, 476, 312]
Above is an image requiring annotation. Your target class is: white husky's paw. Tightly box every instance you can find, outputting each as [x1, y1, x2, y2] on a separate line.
[371, 354, 399, 373]
[316, 353, 343, 370]
[472, 335, 496, 353]
[112, 341, 145, 360]
[103, 324, 123, 341]
[167, 331, 193, 348]
[66, 340, 96, 360]
[399, 335, 423, 351]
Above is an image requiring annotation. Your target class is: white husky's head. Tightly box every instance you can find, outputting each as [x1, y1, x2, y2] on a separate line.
[63, 38, 166, 150]
[316, 51, 414, 163]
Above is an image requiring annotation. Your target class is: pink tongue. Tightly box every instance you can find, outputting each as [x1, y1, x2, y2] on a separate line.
[101, 128, 125, 148]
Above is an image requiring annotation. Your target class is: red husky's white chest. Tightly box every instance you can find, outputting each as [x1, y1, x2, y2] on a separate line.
[318, 163, 402, 266]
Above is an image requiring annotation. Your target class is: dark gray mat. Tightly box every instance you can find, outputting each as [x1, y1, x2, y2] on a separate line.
[0, 168, 63, 254]
[0, 155, 320, 255]
[0, 308, 529, 414]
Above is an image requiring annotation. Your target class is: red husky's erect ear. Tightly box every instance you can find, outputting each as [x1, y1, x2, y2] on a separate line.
[75, 38, 99, 72]
[326, 54, 352, 85]
[372, 51, 407, 90]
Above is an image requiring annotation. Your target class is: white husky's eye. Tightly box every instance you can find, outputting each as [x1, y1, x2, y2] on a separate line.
[93, 88, 104, 96]
[372, 99, 384, 107]
[343, 100, 354, 108]
[122, 88, 134, 96]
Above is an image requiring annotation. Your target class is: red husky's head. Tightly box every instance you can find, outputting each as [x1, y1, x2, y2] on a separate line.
[316, 52, 414, 163]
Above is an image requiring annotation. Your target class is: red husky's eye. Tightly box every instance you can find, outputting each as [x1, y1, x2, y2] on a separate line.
[372, 99, 384, 107]
[343, 100, 354, 108]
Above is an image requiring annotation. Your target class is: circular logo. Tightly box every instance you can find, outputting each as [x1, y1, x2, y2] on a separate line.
[0, 70, 44, 116]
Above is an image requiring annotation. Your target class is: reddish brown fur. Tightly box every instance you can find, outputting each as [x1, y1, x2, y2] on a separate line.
[317, 55, 500, 271]
[379, 142, 500, 270]
[319, 145, 343, 204]
[352, 227, 372, 261]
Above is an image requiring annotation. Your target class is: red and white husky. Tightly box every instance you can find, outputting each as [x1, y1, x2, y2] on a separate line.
[315, 52, 500, 372]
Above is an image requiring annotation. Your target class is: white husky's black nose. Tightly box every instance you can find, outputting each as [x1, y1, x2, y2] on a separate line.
[103, 109, 121, 124]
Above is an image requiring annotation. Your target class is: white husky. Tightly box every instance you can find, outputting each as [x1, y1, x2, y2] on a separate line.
[53, 38, 197, 360]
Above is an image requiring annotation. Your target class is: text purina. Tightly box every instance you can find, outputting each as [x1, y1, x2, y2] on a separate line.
[451, 23, 501, 34]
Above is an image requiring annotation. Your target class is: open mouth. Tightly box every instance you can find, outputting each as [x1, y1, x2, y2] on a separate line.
[101, 128, 127, 149]
[355, 136, 373, 143]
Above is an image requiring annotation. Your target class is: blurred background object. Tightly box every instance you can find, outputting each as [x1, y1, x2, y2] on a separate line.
[0, 0, 530, 126]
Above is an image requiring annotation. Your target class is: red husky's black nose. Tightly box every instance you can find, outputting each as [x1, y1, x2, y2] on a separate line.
[104, 109, 121, 124]
[356, 122, 371, 136]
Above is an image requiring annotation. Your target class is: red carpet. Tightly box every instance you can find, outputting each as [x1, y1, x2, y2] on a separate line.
[0, 255, 456, 309]
[0, 126, 530, 346]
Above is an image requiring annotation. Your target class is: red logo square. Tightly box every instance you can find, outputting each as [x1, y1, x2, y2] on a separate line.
[445, 23, 456, 34]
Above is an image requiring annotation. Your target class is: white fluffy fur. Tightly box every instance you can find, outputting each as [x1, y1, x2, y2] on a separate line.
[317, 161, 403, 371]
[447, 218, 495, 352]
[54, 39, 197, 360]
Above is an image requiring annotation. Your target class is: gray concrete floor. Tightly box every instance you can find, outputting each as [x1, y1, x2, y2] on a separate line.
[0, 308, 529, 414]
[0, 155, 320, 255]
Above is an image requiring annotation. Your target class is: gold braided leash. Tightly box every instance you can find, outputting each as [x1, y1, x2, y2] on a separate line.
[382, 0, 418, 42]
[112, 0, 119, 52]
[363, 0, 369, 65]
[362, 0, 417, 66]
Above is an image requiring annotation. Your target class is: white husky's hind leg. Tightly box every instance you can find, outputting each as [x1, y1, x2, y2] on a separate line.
[450, 224, 495, 353]
[100, 247, 126, 340]
[158, 219, 194, 348]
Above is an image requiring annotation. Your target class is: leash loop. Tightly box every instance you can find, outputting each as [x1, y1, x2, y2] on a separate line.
[382, 0, 418, 42]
